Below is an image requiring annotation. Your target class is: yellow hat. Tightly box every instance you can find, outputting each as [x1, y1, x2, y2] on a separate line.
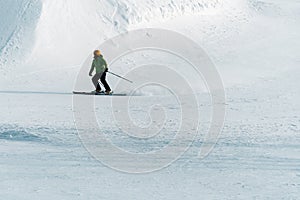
[93, 50, 101, 56]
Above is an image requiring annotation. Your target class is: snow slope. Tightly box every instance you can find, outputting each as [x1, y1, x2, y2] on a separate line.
[0, 68, 299, 199]
[0, 0, 42, 70]
[0, 0, 300, 199]
[0, 0, 221, 91]
[0, 0, 221, 69]
[1, 0, 298, 91]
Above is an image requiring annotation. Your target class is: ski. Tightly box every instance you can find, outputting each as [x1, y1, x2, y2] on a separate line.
[72, 91, 127, 96]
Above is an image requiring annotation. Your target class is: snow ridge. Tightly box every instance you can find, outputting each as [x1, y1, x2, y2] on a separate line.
[0, 0, 42, 70]
[108, 0, 222, 29]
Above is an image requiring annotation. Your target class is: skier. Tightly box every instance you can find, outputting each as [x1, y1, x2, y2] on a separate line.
[89, 50, 112, 94]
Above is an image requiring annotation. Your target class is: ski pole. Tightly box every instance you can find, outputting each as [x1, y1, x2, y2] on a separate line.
[108, 71, 133, 83]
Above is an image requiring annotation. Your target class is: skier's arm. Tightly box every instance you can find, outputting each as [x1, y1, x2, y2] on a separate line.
[89, 62, 95, 76]
[104, 59, 108, 72]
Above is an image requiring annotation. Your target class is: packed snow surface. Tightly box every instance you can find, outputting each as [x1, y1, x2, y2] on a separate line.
[0, 0, 300, 199]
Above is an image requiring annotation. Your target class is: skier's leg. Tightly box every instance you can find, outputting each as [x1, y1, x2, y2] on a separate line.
[96, 83, 101, 91]
[100, 72, 111, 91]
[92, 73, 102, 90]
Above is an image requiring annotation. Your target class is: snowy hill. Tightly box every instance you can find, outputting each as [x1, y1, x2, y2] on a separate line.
[1, 1, 300, 199]
[0, 0, 299, 91]
[0, 0, 220, 91]
[0, 0, 42, 69]
[0, 0, 220, 69]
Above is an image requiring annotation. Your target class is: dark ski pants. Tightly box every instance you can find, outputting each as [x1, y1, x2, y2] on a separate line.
[92, 72, 111, 91]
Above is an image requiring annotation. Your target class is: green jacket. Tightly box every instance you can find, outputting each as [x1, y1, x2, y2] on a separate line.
[89, 55, 107, 74]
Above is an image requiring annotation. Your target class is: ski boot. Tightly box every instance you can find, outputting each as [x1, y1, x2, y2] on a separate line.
[105, 90, 113, 95]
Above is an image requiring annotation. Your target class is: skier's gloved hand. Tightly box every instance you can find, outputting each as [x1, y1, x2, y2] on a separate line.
[89, 73, 92, 77]
[105, 68, 109, 72]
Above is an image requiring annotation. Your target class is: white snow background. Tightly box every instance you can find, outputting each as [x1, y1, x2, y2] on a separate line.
[0, 0, 300, 199]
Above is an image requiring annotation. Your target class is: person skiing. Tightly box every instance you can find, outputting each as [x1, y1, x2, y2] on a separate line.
[89, 50, 112, 94]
